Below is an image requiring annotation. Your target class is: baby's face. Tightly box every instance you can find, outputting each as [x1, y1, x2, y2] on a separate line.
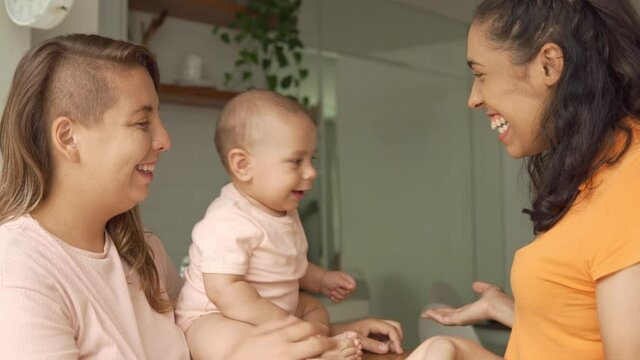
[246, 113, 317, 216]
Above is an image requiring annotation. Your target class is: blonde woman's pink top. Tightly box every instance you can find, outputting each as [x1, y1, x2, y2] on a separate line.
[0, 215, 190, 360]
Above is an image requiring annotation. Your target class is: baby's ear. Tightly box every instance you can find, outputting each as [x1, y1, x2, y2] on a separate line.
[228, 148, 252, 182]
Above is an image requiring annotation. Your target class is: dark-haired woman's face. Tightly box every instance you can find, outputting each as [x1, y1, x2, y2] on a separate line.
[466, 22, 551, 158]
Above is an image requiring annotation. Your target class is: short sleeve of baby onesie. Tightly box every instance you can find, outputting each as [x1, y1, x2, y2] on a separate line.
[584, 149, 640, 281]
[191, 209, 264, 275]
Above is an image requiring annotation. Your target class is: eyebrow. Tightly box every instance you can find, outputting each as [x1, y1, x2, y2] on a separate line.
[130, 105, 154, 116]
[290, 149, 317, 157]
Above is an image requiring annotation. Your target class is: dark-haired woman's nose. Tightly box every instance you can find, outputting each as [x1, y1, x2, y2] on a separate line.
[467, 81, 484, 109]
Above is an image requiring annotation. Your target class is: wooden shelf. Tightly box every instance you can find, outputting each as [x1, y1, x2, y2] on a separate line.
[158, 84, 238, 108]
[129, 0, 247, 27]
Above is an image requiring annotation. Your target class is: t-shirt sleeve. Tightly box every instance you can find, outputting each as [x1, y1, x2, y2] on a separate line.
[0, 245, 78, 359]
[585, 153, 640, 281]
[192, 210, 263, 275]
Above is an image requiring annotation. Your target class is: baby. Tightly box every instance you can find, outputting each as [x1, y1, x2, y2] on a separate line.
[176, 89, 362, 360]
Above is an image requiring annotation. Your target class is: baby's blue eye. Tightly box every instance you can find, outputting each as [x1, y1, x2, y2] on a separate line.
[291, 159, 303, 166]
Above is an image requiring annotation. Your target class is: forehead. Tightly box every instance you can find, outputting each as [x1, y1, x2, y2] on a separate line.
[253, 113, 316, 148]
[467, 22, 526, 77]
[467, 22, 496, 63]
[106, 67, 159, 115]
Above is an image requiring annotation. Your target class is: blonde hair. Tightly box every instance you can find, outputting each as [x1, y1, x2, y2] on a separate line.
[0, 34, 170, 313]
[214, 89, 311, 171]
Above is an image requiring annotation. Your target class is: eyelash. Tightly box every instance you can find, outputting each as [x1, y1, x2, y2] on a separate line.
[290, 156, 318, 167]
[135, 120, 150, 129]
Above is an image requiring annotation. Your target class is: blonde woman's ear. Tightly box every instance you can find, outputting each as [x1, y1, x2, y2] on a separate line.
[227, 148, 252, 182]
[51, 116, 80, 162]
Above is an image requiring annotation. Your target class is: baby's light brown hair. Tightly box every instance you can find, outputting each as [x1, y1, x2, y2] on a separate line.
[214, 89, 312, 172]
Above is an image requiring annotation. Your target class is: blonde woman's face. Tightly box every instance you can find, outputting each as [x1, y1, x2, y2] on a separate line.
[74, 67, 171, 215]
[466, 21, 551, 158]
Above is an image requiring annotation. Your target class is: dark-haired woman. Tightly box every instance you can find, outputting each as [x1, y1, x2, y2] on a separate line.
[417, 0, 640, 359]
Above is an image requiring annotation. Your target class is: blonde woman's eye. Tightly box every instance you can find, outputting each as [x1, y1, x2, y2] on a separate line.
[135, 120, 150, 129]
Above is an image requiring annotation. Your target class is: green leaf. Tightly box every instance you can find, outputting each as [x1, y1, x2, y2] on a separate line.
[235, 31, 248, 42]
[235, 59, 246, 67]
[221, 33, 231, 44]
[212, 26, 220, 35]
[242, 71, 253, 81]
[276, 47, 288, 68]
[299, 68, 308, 79]
[267, 75, 278, 90]
[262, 58, 272, 70]
[224, 72, 233, 86]
[280, 75, 292, 89]
[248, 51, 259, 65]
[302, 96, 310, 106]
[293, 52, 302, 64]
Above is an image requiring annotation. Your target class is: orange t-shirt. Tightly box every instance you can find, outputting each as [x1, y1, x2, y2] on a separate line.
[505, 126, 640, 359]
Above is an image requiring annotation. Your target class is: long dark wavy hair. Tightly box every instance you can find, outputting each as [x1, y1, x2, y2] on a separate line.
[474, 0, 640, 234]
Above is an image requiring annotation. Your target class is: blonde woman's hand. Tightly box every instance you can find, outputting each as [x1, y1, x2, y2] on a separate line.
[421, 281, 514, 328]
[227, 316, 334, 360]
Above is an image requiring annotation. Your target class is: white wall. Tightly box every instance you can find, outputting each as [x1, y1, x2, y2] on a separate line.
[0, 7, 30, 110]
[31, 0, 100, 45]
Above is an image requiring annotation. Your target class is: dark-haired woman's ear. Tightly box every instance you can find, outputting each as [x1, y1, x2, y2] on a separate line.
[228, 148, 252, 182]
[51, 116, 80, 162]
[539, 42, 564, 86]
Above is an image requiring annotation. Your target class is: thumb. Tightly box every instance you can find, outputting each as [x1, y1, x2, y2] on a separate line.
[472, 281, 494, 294]
[360, 337, 390, 354]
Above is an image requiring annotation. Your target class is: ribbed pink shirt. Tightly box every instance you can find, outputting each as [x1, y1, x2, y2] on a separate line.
[0, 215, 189, 359]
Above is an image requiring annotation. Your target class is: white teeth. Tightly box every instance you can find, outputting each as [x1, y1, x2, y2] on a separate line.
[136, 164, 155, 173]
[490, 117, 509, 133]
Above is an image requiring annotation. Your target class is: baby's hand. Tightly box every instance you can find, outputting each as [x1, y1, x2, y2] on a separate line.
[321, 271, 356, 303]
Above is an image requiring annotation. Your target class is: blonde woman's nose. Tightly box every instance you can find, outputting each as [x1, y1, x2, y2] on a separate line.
[153, 121, 172, 152]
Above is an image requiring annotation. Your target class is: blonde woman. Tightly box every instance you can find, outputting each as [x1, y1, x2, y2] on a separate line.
[0, 34, 335, 359]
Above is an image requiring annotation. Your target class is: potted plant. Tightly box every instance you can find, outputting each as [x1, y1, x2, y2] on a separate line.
[213, 0, 309, 104]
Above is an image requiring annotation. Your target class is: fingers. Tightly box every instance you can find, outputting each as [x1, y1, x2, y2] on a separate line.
[359, 336, 391, 354]
[326, 272, 356, 290]
[340, 272, 357, 289]
[382, 319, 404, 341]
[329, 289, 349, 303]
[472, 281, 500, 294]
[364, 319, 404, 354]
[421, 308, 459, 325]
